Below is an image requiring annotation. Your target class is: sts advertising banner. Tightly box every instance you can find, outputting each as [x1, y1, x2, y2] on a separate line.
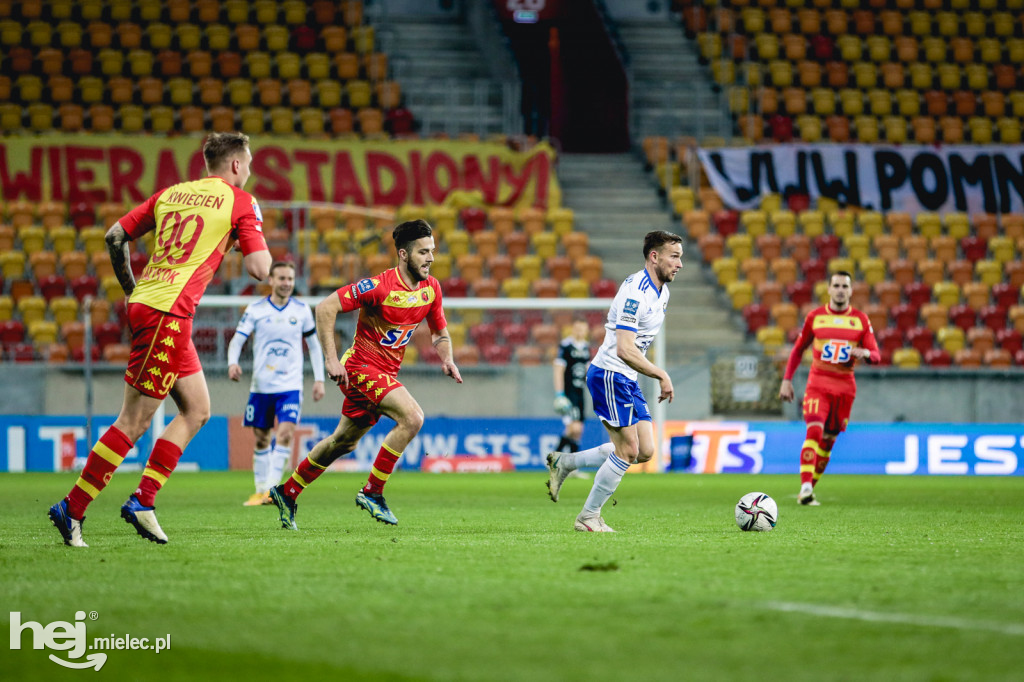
[0, 136, 560, 209]
[1, 416, 1021, 476]
[696, 144, 1024, 217]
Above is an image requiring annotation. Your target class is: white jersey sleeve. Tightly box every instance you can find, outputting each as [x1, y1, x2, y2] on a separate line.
[590, 268, 670, 381]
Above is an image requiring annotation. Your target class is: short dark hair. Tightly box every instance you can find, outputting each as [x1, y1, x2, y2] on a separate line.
[830, 270, 853, 284]
[393, 219, 433, 254]
[643, 230, 683, 258]
[269, 261, 295, 277]
[203, 132, 250, 171]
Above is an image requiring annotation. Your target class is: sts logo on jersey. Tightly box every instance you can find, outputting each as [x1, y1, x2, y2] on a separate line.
[821, 339, 851, 363]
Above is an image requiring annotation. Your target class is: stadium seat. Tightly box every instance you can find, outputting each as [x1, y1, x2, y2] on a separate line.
[892, 347, 922, 368]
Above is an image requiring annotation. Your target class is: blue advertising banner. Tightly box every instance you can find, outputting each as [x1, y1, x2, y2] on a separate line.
[1, 416, 1021, 476]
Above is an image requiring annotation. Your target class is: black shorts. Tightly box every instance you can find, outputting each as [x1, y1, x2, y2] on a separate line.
[564, 389, 586, 422]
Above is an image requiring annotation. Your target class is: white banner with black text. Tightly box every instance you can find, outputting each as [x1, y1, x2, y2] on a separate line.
[696, 144, 1024, 217]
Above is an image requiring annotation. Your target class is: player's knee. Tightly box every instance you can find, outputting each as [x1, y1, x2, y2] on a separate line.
[617, 442, 640, 463]
[401, 409, 424, 435]
[254, 434, 272, 449]
[635, 447, 654, 464]
[806, 423, 824, 442]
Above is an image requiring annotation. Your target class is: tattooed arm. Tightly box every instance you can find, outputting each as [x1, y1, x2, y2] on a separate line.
[105, 222, 136, 298]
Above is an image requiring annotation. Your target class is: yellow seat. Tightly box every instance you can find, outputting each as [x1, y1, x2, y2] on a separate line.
[727, 280, 753, 310]
[756, 325, 786, 355]
[17, 295, 47, 326]
[933, 281, 961, 307]
[712, 257, 738, 286]
[892, 348, 922, 368]
[937, 326, 966, 354]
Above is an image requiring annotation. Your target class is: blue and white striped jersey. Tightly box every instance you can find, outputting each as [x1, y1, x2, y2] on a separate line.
[591, 268, 670, 381]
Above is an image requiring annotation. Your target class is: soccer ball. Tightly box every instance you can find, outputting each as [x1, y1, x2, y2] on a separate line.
[735, 492, 777, 532]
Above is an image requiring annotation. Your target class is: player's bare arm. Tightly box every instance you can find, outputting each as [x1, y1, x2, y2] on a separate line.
[431, 327, 463, 384]
[315, 293, 348, 387]
[243, 250, 272, 281]
[105, 222, 136, 297]
[614, 329, 673, 403]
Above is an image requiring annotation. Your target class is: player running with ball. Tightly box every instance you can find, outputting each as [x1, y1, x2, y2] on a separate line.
[546, 231, 682, 532]
[779, 271, 880, 506]
[269, 219, 462, 530]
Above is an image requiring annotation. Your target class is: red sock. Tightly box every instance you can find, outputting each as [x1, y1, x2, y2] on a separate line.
[281, 456, 327, 500]
[800, 424, 824, 486]
[363, 443, 401, 495]
[66, 426, 134, 519]
[135, 439, 183, 507]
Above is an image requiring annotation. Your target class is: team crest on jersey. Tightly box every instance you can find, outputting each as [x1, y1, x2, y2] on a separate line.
[624, 299, 639, 315]
[357, 278, 378, 294]
[289, 316, 297, 325]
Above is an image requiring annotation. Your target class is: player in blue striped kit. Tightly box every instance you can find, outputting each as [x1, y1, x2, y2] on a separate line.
[228, 261, 325, 505]
[546, 231, 682, 531]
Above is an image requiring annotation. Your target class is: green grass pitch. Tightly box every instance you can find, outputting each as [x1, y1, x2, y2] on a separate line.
[3, 471, 1023, 681]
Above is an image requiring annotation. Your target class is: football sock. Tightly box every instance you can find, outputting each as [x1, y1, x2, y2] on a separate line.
[363, 442, 401, 495]
[574, 442, 615, 469]
[135, 439, 183, 507]
[800, 424, 824, 486]
[281, 456, 328, 500]
[253, 446, 271, 492]
[66, 426, 133, 519]
[267, 444, 292, 491]
[813, 437, 835, 487]
[582, 453, 630, 514]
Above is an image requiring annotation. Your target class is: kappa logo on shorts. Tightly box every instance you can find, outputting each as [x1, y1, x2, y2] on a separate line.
[166, 320, 181, 333]
[623, 298, 639, 315]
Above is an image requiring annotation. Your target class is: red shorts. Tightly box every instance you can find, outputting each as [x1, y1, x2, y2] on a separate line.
[340, 362, 404, 426]
[124, 303, 201, 399]
[801, 385, 854, 434]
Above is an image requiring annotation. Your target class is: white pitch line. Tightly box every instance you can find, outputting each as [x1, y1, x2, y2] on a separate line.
[760, 601, 1024, 637]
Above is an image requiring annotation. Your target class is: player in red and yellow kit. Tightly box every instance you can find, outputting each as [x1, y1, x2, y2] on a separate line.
[49, 132, 271, 547]
[270, 219, 462, 529]
[779, 271, 880, 506]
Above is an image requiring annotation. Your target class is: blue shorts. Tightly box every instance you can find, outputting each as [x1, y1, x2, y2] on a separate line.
[586, 365, 651, 428]
[243, 390, 301, 429]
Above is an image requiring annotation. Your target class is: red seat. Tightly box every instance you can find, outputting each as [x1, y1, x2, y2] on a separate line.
[70, 275, 99, 302]
[924, 348, 952, 366]
[743, 303, 771, 334]
[814, 234, 841, 261]
[442, 277, 468, 297]
[469, 322, 497, 347]
[959, 236, 987, 263]
[9, 342, 37, 362]
[875, 326, 903, 354]
[591, 278, 618, 297]
[800, 258, 826, 283]
[459, 208, 486, 233]
[996, 328, 1023, 354]
[0, 320, 26, 344]
[948, 304, 976, 332]
[891, 303, 919, 332]
[786, 280, 813, 307]
[501, 322, 530, 346]
[93, 321, 123, 351]
[991, 283, 1018, 310]
[979, 304, 1007, 331]
[905, 326, 934, 354]
[713, 210, 740, 237]
[481, 343, 512, 365]
[904, 282, 932, 308]
[38, 274, 67, 302]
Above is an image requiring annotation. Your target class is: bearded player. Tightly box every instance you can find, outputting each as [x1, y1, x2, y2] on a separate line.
[48, 132, 271, 547]
[269, 219, 462, 530]
[779, 271, 880, 506]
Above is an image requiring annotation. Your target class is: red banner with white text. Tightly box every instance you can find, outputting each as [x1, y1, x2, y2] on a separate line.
[0, 136, 561, 210]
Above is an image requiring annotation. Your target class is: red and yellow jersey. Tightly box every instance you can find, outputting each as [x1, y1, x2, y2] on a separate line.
[784, 304, 881, 393]
[120, 175, 267, 318]
[336, 267, 447, 375]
